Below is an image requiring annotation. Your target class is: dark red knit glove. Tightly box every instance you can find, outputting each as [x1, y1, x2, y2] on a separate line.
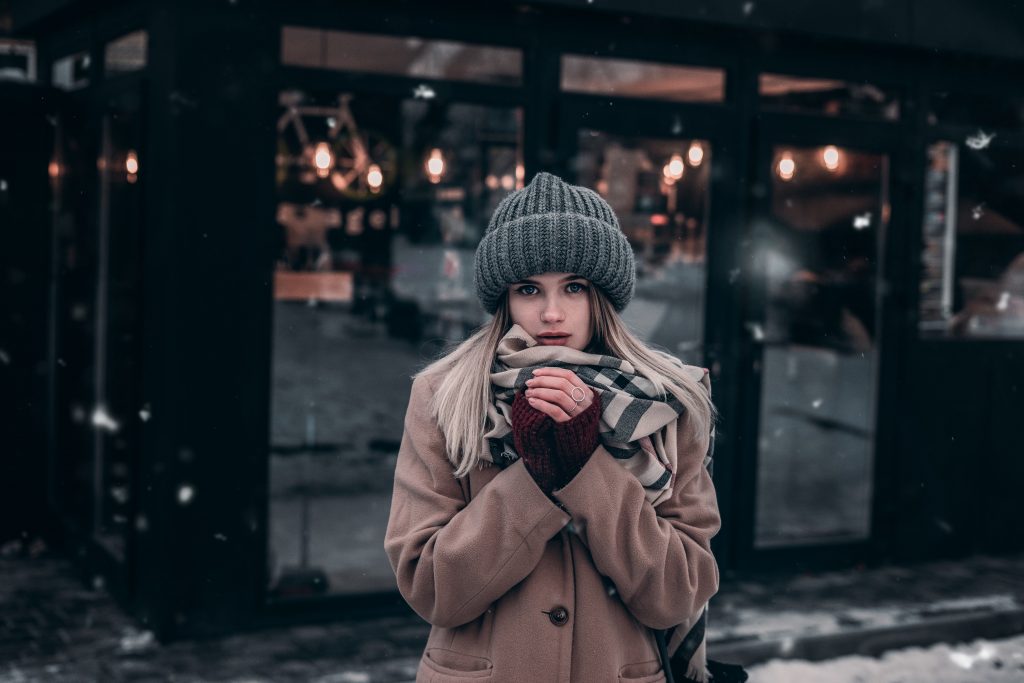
[551, 397, 602, 488]
[510, 391, 560, 494]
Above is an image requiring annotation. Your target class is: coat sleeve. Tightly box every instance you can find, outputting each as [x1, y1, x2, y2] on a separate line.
[551, 379, 721, 630]
[384, 373, 571, 628]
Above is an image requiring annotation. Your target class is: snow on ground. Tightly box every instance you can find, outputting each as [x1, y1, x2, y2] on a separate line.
[747, 633, 1024, 682]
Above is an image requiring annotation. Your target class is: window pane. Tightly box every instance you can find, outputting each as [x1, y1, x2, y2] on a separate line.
[919, 140, 1024, 338]
[759, 73, 899, 121]
[269, 88, 522, 597]
[104, 31, 148, 75]
[561, 55, 724, 103]
[755, 145, 887, 547]
[281, 27, 522, 86]
[573, 132, 711, 363]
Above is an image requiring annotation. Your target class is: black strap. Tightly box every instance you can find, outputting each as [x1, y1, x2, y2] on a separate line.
[654, 628, 676, 683]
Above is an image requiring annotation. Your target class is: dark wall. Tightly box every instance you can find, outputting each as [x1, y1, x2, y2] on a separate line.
[0, 83, 58, 544]
[529, 0, 1024, 61]
[885, 342, 1024, 562]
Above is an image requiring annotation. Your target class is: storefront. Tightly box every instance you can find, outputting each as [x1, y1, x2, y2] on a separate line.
[9, 0, 1024, 641]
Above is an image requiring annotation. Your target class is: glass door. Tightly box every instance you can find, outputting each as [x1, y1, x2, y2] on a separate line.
[739, 113, 898, 565]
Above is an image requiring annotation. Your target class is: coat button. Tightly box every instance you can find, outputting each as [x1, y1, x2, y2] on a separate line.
[548, 606, 569, 626]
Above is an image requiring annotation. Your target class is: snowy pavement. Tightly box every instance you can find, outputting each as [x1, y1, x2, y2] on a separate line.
[748, 633, 1024, 682]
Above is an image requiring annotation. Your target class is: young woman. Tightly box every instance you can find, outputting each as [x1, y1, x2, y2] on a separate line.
[385, 172, 721, 683]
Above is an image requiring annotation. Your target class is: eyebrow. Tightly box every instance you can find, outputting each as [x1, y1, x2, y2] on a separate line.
[514, 275, 585, 285]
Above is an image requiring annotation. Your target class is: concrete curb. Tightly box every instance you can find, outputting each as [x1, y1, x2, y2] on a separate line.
[709, 608, 1024, 667]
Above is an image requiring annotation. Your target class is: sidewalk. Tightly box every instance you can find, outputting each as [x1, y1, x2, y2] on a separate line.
[3, 536, 1023, 682]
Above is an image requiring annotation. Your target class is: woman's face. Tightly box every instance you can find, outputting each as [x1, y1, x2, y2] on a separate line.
[507, 272, 593, 351]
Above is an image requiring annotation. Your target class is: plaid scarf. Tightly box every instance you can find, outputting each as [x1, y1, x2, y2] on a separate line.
[484, 323, 701, 505]
[482, 323, 716, 682]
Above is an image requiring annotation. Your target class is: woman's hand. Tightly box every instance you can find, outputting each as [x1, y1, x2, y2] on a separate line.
[524, 368, 595, 423]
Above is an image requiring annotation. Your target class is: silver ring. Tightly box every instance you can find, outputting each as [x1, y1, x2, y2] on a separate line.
[570, 386, 587, 403]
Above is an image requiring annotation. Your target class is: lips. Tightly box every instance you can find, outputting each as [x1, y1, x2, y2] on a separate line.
[537, 332, 571, 345]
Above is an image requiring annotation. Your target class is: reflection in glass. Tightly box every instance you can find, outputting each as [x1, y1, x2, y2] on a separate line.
[759, 73, 899, 121]
[561, 55, 724, 103]
[920, 141, 1024, 338]
[52, 51, 90, 90]
[104, 31, 148, 75]
[281, 27, 522, 86]
[573, 131, 711, 364]
[754, 146, 887, 547]
[269, 88, 522, 597]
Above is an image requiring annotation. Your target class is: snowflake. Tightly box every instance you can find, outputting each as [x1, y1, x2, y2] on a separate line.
[996, 291, 1010, 311]
[965, 130, 995, 150]
[412, 84, 436, 100]
[178, 484, 195, 505]
[812, 398, 823, 409]
[91, 406, 120, 433]
[139, 404, 152, 422]
[971, 203, 985, 220]
[853, 212, 871, 230]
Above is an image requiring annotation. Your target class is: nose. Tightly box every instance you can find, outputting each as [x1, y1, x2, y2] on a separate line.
[541, 298, 564, 322]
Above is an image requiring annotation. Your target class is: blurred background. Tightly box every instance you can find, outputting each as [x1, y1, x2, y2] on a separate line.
[1, 0, 1023, 681]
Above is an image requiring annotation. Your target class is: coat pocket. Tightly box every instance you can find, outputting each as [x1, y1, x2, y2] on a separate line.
[618, 658, 667, 683]
[419, 648, 494, 682]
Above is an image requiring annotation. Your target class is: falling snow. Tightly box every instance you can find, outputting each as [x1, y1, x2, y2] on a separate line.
[743, 2, 756, 16]
[139, 404, 152, 422]
[91, 406, 120, 433]
[729, 268, 742, 284]
[996, 292, 1010, 311]
[214, 533, 228, 541]
[746, 321, 765, 341]
[972, 203, 985, 220]
[412, 84, 435, 100]
[118, 628, 155, 653]
[0, 349, 9, 365]
[812, 398, 823, 409]
[178, 484, 195, 505]
[853, 212, 871, 230]
[965, 129, 996, 150]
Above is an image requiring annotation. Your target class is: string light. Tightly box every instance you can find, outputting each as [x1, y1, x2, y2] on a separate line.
[367, 164, 383, 192]
[688, 142, 704, 166]
[314, 142, 333, 178]
[426, 148, 445, 183]
[822, 145, 840, 171]
[777, 151, 795, 181]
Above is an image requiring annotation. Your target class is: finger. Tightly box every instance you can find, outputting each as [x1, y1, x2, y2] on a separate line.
[529, 369, 588, 397]
[527, 396, 572, 423]
[525, 387, 577, 415]
[525, 375, 577, 395]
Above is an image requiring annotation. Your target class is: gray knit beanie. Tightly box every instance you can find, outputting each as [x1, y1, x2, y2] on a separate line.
[473, 172, 635, 314]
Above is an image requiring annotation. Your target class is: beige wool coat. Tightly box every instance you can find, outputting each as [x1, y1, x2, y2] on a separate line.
[384, 368, 722, 683]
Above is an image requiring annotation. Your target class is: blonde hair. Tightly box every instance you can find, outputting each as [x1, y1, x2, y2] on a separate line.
[415, 285, 716, 478]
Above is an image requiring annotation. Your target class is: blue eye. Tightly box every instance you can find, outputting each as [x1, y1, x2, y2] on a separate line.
[567, 282, 588, 293]
[516, 285, 538, 295]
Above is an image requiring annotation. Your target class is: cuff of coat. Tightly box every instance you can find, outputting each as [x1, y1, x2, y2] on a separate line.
[501, 458, 572, 533]
[551, 446, 642, 515]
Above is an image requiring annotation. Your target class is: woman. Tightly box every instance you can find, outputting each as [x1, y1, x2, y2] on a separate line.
[385, 172, 721, 683]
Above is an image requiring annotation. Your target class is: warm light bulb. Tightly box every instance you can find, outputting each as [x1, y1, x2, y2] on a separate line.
[777, 152, 795, 181]
[367, 164, 383, 190]
[314, 142, 333, 178]
[687, 142, 704, 166]
[822, 145, 840, 171]
[426, 148, 445, 180]
[666, 154, 685, 180]
[125, 150, 139, 175]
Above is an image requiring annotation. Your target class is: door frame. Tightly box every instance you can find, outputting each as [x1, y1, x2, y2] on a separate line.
[733, 109, 910, 571]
